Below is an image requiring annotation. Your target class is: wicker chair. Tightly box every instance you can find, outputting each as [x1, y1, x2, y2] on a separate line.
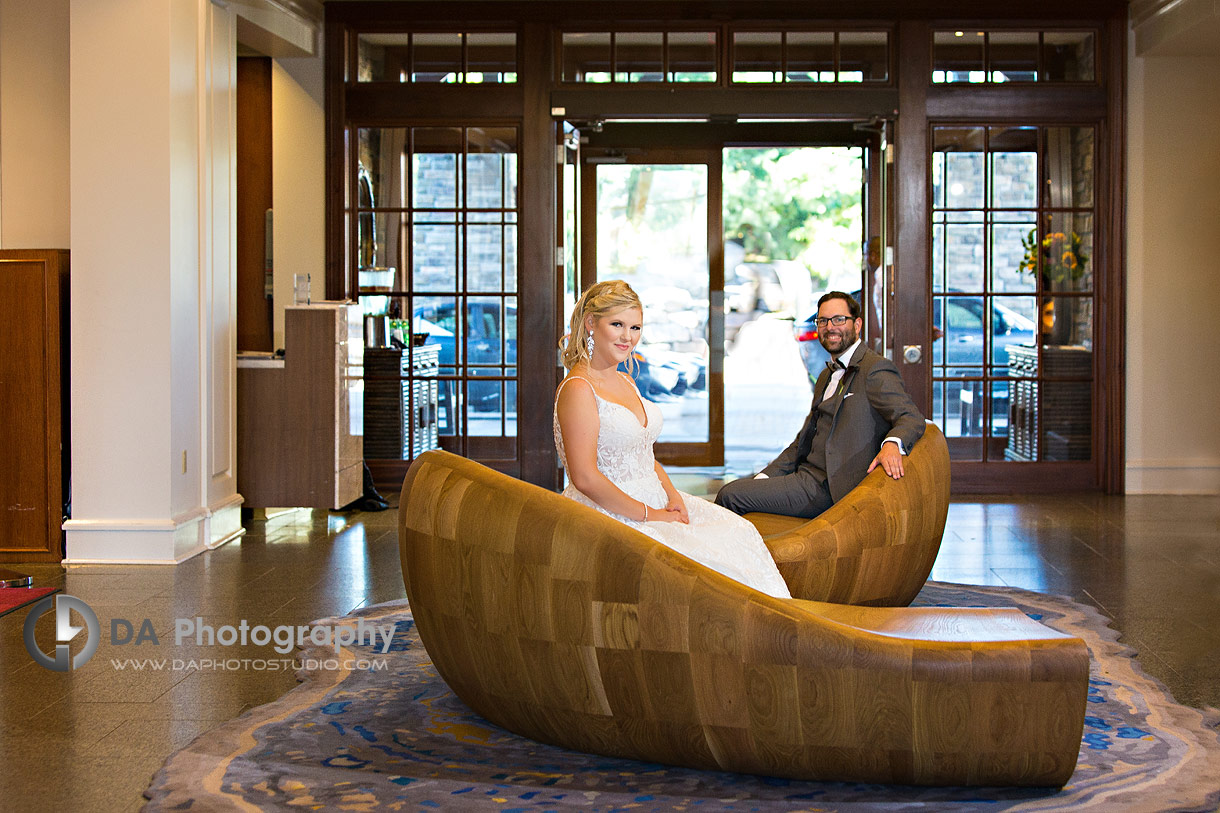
[398, 449, 1087, 787]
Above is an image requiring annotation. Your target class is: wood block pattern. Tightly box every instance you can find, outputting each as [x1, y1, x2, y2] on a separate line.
[398, 448, 1088, 787]
[745, 422, 951, 606]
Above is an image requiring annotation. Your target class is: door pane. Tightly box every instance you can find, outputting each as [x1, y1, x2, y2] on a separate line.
[596, 164, 709, 445]
[991, 220, 1038, 292]
[412, 33, 461, 82]
[615, 32, 663, 82]
[412, 128, 462, 208]
[413, 224, 459, 291]
[942, 296, 986, 367]
[1044, 127, 1094, 208]
[989, 379, 1012, 460]
[667, 31, 717, 82]
[989, 32, 1038, 82]
[1043, 32, 1095, 82]
[839, 31, 888, 82]
[786, 32, 833, 82]
[931, 124, 1094, 465]
[944, 224, 984, 290]
[991, 296, 1037, 370]
[562, 32, 611, 83]
[1041, 212, 1093, 293]
[356, 125, 519, 459]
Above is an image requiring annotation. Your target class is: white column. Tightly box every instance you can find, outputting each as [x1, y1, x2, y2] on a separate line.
[65, 0, 242, 562]
[1124, 32, 1220, 494]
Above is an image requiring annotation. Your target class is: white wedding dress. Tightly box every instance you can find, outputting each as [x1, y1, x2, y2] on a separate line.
[554, 376, 792, 598]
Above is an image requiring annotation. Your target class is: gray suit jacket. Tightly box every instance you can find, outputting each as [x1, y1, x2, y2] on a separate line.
[762, 344, 925, 502]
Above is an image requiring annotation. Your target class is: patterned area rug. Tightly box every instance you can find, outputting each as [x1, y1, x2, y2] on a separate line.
[143, 583, 1220, 812]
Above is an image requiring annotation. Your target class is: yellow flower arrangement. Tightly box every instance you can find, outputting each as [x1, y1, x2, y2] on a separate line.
[1019, 227, 1089, 284]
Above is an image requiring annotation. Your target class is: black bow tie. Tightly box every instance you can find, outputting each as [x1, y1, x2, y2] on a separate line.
[826, 359, 845, 373]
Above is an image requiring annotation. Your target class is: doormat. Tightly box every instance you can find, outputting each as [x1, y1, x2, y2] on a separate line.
[0, 586, 58, 619]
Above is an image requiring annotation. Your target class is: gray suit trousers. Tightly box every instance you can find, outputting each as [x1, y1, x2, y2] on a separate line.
[714, 469, 833, 519]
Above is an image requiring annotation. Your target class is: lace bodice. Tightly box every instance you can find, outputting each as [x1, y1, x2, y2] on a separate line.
[553, 376, 661, 488]
[552, 372, 791, 599]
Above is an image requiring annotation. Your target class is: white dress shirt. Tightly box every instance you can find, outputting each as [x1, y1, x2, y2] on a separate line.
[755, 337, 903, 479]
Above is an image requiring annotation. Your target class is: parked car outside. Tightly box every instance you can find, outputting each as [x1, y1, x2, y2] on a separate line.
[733, 260, 814, 318]
[931, 297, 1036, 369]
[412, 300, 516, 413]
[619, 346, 707, 403]
[793, 294, 1037, 381]
[724, 264, 763, 315]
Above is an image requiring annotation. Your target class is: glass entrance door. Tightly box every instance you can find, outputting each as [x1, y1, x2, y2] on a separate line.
[581, 148, 723, 466]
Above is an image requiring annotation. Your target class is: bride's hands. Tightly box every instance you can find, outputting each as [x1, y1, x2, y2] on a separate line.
[648, 495, 688, 524]
[648, 508, 686, 523]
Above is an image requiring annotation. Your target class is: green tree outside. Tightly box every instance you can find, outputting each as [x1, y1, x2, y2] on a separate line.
[724, 147, 863, 289]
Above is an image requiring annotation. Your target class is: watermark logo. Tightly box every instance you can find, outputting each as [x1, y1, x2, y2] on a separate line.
[23, 594, 100, 672]
[23, 595, 394, 673]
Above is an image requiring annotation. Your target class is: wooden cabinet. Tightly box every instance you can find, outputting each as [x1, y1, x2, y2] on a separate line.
[363, 345, 440, 460]
[1006, 345, 1093, 463]
[0, 250, 69, 562]
[237, 303, 363, 509]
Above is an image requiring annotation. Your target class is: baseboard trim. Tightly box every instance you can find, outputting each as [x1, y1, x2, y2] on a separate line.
[62, 493, 247, 564]
[1125, 458, 1220, 494]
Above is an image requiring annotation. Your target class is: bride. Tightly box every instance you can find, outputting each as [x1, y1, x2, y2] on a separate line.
[554, 280, 791, 598]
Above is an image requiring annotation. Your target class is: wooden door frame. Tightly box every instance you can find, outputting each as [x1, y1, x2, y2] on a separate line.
[324, 3, 1127, 493]
[579, 144, 725, 467]
[893, 17, 1125, 493]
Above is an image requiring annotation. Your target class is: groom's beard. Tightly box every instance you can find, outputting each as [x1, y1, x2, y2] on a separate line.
[819, 322, 858, 355]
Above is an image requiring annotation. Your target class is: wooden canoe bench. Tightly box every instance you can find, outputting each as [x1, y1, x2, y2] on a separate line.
[398, 448, 1087, 787]
[745, 421, 951, 606]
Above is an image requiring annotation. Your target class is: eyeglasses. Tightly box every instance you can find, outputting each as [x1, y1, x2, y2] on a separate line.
[814, 315, 853, 327]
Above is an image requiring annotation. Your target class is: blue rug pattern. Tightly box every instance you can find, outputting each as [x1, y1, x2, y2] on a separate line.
[143, 583, 1220, 812]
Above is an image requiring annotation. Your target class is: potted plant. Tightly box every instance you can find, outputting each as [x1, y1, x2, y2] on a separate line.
[1020, 226, 1089, 345]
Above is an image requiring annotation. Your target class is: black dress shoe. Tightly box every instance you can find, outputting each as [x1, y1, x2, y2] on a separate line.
[358, 496, 390, 512]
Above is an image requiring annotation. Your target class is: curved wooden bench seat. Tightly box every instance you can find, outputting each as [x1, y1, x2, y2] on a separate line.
[746, 421, 951, 606]
[398, 449, 1087, 787]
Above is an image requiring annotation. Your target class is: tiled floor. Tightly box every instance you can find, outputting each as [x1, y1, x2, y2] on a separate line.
[1, 491, 1218, 810]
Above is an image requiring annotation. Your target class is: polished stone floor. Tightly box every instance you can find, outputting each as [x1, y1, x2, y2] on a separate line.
[1, 491, 1217, 811]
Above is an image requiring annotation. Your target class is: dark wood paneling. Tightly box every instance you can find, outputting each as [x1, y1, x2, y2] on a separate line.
[1100, 13, 1126, 493]
[325, 16, 349, 301]
[949, 462, 1096, 493]
[581, 121, 874, 148]
[927, 86, 1107, 121]
[893, 20, 930, 416]
[345, 83, 524, 121]
[326, 1, 1125, 26]
[519, 22, 558, 487]
[0, 251, 69, 562]
[552, 88, 900, 120]
[237, 57, 273, 352]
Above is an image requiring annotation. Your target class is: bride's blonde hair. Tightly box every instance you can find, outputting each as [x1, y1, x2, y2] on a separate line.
[560, 280, 642, 371]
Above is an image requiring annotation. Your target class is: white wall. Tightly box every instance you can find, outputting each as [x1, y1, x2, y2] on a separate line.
[271, 55, 325, 350]
[0, 0, 70, 248]
[1125, 40, 1220, 493]
[64, 0, 242, 562]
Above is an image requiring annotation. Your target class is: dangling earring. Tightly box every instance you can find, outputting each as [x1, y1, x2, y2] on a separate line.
[586, 331, 595, 357]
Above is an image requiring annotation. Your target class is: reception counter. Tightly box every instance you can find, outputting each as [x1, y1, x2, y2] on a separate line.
[237, 303, 363, 509]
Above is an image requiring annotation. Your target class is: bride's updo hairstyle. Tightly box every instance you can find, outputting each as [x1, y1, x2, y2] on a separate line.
[560, 280, 642, 371]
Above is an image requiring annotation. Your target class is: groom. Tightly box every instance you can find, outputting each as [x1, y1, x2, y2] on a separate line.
[715, 291, 925, 519]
